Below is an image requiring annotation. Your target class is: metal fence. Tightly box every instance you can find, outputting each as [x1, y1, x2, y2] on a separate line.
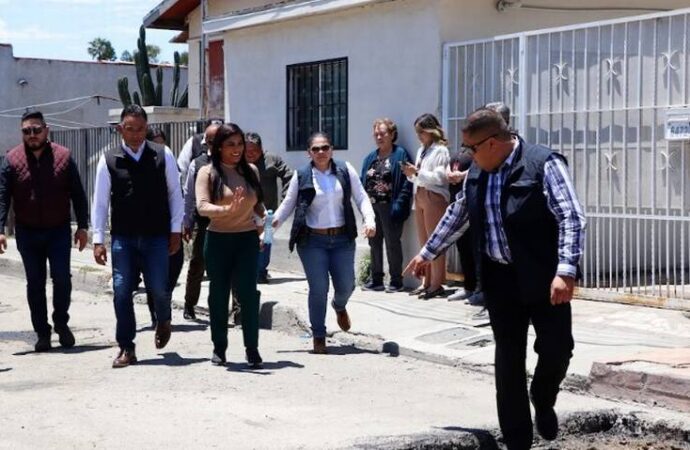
[443, 8, 690, 308]
[50, 121, 204, 211]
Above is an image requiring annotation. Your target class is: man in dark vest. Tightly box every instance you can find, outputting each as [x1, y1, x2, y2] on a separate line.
[405, 108, 586, 450]
[177, 117, 223, 187]
[0, 111, 89, 352]
[181, 122, 220, 320]
[91, 105, 184, 368]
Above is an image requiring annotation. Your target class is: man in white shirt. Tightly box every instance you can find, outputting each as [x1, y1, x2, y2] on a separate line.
[91, 105, 184, 368]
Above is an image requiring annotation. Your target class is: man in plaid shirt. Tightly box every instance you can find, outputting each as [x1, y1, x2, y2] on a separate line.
[405, 108, 586, 450]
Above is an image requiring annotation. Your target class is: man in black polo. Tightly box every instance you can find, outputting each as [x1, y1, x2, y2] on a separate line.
[91, 105, 183, 368]
[406, 108, 586, 449]
[0, 111, 89, 352]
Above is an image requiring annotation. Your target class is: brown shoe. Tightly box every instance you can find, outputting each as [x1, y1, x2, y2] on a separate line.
[155, 320, 172, 349]
[313, 337, 327, 354]
[336, 309, 351, 332]
[112, 348, 137, 368]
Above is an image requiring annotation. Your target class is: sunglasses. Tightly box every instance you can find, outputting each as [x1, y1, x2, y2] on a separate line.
[462, 133, 497, 154]
[21, 126, 44, 136]
[309, 144, 331, 153]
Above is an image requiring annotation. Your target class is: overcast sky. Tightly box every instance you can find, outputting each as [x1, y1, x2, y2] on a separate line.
[0, 0, 186, 63]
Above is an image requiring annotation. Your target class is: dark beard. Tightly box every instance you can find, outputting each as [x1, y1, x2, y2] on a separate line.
[24, 140, 46, 151]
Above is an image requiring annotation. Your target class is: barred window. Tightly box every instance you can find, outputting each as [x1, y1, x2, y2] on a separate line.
[286, 58, 348, 151]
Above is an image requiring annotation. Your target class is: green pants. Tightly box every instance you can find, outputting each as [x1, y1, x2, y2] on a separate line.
[204, 230, 260, 354]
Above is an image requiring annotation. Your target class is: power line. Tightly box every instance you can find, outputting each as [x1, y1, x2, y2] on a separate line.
[0, 94, 120, 115]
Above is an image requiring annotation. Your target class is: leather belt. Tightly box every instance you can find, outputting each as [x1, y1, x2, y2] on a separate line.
[308, 226, 346, 236]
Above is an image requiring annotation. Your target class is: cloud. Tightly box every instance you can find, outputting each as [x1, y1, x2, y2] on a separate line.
[0, 18, 70, 43]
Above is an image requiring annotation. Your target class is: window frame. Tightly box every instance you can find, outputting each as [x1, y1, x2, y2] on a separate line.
[285, 57, 348, 151]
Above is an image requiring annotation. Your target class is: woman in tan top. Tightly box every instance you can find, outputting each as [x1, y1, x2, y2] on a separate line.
[195, 123, 265, 368]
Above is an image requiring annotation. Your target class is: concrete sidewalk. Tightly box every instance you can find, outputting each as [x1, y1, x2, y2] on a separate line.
[1, 237, 689, 414]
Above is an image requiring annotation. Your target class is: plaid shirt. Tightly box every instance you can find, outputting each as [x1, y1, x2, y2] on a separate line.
[420, 143, 586, 278]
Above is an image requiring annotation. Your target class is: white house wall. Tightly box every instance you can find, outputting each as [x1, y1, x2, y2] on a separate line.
[222, 0, 440, 169]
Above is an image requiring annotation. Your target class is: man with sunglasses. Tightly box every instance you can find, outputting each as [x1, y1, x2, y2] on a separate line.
[405, 108, 586, 449]
[0, 111, 89, 352]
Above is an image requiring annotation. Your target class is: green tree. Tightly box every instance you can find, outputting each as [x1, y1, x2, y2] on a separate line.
[87, 37, 116, 61]
[146, 45, 161, 63]
[120, 50, 134, 62]
[179, 51, 189, 66]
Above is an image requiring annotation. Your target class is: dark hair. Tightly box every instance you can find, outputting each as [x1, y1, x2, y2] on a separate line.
[245, 132, 263, 149]
[21, 110, 45, 125]
[484, 102, 511, 126]
[146, 126, 167, 143]
[414, 113, 448, 146]
[307, 131, 331, 149]
[462, 108, 511, 140]
[205, 117, 224, 128]
[120, 104, 148, 122]
[209, 123, 263, 203]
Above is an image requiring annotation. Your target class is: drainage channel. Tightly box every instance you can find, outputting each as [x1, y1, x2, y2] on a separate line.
[353, 410, 690, 449]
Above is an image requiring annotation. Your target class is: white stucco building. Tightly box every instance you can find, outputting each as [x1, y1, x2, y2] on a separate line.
[144, 0, 690, 303]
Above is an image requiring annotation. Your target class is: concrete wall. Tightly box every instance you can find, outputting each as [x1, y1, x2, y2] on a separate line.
[439, 0, 690, 43]
[0, 44, 188, 153]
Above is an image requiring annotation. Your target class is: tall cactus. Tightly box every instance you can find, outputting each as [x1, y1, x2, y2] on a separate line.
[155, 66, 163, 106]
[116, 25, 189, 109]
[117, 77, 132, 107]
[170, 51, 180, 106]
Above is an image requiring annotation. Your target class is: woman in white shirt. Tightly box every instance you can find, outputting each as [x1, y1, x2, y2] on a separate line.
[273, 132, 376, 354]
[401, 113, 450, 300]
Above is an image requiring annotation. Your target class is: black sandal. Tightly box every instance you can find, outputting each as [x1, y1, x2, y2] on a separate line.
[419, 287, 446, 300]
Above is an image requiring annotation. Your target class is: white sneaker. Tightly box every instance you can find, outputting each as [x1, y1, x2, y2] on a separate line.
[447, 288, 470, 301]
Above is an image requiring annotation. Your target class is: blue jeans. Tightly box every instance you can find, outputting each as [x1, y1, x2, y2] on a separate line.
[257, 243, 271, 279]
[15, 224, 72, 336]
[296, 234, 355, 338]
[111, 234, 170, 350]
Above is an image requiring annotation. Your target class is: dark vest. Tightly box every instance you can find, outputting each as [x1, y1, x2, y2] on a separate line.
[288, 159, 357, 251]
[465, 139, 562, 304]
[105, 141, 170, 237]
[191, 152, 211, 227]
[6, 142, 72, 229]
[190, 134, 206, 160]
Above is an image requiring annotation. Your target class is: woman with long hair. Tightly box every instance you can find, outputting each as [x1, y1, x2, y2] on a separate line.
[401, 113, 450, 300]
[195, 123, 265, 368]
[273, 132, 375, 354]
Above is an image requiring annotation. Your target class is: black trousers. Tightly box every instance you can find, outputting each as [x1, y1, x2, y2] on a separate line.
[455, 230, 478, 292]
[483, 258, 573, 450]
[368, 202, 404, 285]
[185, 223, 208, 308]
[15, 224, 72, 336]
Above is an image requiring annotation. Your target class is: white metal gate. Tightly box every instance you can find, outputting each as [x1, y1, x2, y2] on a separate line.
[443, 8, 690, 309]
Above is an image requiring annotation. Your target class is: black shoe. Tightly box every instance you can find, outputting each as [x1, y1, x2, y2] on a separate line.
[257, 273, 269, 284]
[183, 305, 196, 320]
[34, 334, 52, 352]
[419, 287, 445, 300]
[408, 286, 426, 296]
[211, 352, 226, 366]
[385, 283, 404, 293]
[534, 405, 559, 440]
[55, 326, 75, 348]
[362, 280, 385, 291]
[246, 348, 263, 369]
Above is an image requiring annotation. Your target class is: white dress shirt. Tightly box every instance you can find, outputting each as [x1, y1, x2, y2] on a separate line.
[274, 161, 376, 230]
[91, 141, 184, 244]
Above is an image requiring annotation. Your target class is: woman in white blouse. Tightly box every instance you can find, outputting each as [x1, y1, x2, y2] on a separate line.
[401, 113, 450, 300]
[273, 132, 376, 354]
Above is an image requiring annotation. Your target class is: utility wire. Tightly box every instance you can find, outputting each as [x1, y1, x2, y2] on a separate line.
[520, 4, 669, 12]
[0, 94, 119, 115]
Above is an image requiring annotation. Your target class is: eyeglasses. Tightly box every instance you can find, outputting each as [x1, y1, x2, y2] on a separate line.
[462, 133, 497, 154]
[21, 126, 44, 136]
[309, 145, 331, 153]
